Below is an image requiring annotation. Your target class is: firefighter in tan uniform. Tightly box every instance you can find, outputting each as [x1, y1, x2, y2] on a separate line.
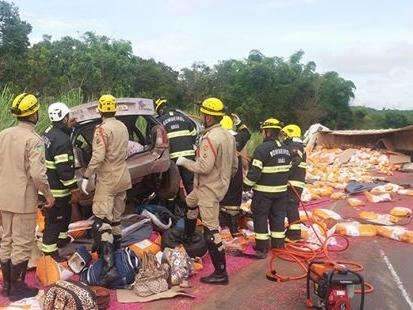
[0, 94, 55, 301]
[176, 98, 238, 285]
[80, 95, 131, 276]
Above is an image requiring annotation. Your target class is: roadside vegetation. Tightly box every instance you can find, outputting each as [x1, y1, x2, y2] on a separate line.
[0, 1, 412, 136]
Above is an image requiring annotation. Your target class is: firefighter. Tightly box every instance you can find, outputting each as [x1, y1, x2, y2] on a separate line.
[155, 98, 197, 200]
[243, 118, 291, 258]
[80, 95, 131, 276]
[176, 98, 238, 285]
[282, 124, 306, 241]
[0, 93, 55, 301]
[41, 102, 80, 259]
[219, 114, 251, 237]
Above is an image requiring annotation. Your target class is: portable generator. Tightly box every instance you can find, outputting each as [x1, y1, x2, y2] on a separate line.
[306, 261, 365, 310]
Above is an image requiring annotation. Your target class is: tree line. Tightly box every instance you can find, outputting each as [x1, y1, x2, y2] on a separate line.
[1, 1, 411, 131]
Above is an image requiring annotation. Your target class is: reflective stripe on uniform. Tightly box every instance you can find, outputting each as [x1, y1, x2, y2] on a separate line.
[51, 189, 70, 198]
[167, 130, 193, 139]
[58, 232, 68, 239]
[243, 177, 256, 187]
[261, 164, 291, 173]
[54, 154, 70, 164]
[289, 180, 306, 189]
[60, 178, 77, 187]
[252, 159, 263, 169]
[255, 232, 270, 240]
[189, 128, 197, 136]
[45, 160, 56, 169]
[253, 184, 287, 193]
[41, 243, 58, 253]
[271, 231, 286, 239]
[289, 224, 301, 231]
[298, 162, 307, 169]
[170, 149, 195, 159]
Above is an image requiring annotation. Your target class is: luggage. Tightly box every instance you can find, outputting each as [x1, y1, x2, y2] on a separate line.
[161, 227, 207, 258]
[43, 280, 98, 310]
[80, 248, 140, 289]
[132, 252, 169, 297]
[90, 286, 110, 310]
[36, 255, 74, 286]
[162, 246, 193, 286]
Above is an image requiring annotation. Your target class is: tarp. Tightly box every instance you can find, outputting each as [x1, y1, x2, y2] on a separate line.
[308, 125, 413, 154]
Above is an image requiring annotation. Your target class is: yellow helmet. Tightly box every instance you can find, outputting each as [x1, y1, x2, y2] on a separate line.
[220, 115, 233, 130]
[98, 94, 117, 113]
[282, 124, 301, 138]
[200, 97, 225, 116]
[11, 93, 39, 118]
[155, 98, 167, 113]
[260, 118, 282, 130]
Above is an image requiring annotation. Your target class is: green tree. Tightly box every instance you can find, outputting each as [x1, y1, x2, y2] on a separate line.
[0, 0, 32, 88]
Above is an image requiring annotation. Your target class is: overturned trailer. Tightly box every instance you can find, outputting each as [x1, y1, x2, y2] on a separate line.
[306, 125, 413, 162]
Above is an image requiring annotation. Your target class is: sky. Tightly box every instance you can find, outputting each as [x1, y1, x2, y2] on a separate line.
[12, 0, 413, 110]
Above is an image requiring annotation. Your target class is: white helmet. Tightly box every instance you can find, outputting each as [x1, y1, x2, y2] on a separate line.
[48, 102, 70, 122]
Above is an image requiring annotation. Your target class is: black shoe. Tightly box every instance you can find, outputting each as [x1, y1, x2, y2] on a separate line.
[200, 271, 229, 285]
[1, 260, 11, 296]
[9, 261, 38, 302]
[255, 250, 268, 259]
[57, 236, 72, 249]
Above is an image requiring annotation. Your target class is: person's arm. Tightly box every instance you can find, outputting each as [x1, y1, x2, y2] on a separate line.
[180, 136, 216, 175]
[83, 126, 107, 179]
[28, 136, 53, 203]
[243, 146, 265, 190]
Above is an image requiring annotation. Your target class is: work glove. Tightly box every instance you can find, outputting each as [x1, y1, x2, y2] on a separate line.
[44, 195, 55, 209]
[231, 113, 241, 126]
[176, 157, 189, 167]
[81, 177, 89, 195]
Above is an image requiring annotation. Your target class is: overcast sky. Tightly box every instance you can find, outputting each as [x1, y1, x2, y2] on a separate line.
[13, 0, 413, 110]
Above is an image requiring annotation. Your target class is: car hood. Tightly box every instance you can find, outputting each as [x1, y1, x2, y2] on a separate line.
[71, 98, 155, 123]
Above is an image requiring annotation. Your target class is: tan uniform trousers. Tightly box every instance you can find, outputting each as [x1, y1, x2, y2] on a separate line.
[93, 191, 126, 243]
[0, 211, 36, 264]
[186, 190, 223, 245]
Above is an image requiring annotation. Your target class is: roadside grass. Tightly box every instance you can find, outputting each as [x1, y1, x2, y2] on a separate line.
[0, 87, 84, 133]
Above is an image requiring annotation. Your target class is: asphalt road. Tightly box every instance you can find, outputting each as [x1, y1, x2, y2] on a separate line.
[144, 172, 413, 310]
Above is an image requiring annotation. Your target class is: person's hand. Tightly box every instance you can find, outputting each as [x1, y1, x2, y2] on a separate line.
[71, 188, 81, 205]
[231, 113, 241, 126]
[44, 195, 55, 209]
[176, 157, 188, 166]
[81, 177, 89, 195]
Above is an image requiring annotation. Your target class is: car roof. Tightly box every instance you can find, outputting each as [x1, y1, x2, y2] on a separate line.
[71, 98, 155, 123]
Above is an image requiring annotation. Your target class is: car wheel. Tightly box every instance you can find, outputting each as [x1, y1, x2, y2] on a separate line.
[157, 160, 180, 200]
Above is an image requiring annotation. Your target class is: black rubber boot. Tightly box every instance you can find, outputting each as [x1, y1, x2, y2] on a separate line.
[57, 236, 72, 249]
[1, 260, 11, 297]
[285, 229, 302, 242]
[184, 218, 197, 243]
[9, 261, 38, 302]
[200, 242, 229, 285]
[271, 238, 285, 249]
[45, 251, 66, 263]
[229, 214, 240, 238]
[113, 235, 122, 251]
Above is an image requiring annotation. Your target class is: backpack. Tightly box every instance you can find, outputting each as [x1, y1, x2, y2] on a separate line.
[43, 280, 98, 310]
[161, 227, 207, 258]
